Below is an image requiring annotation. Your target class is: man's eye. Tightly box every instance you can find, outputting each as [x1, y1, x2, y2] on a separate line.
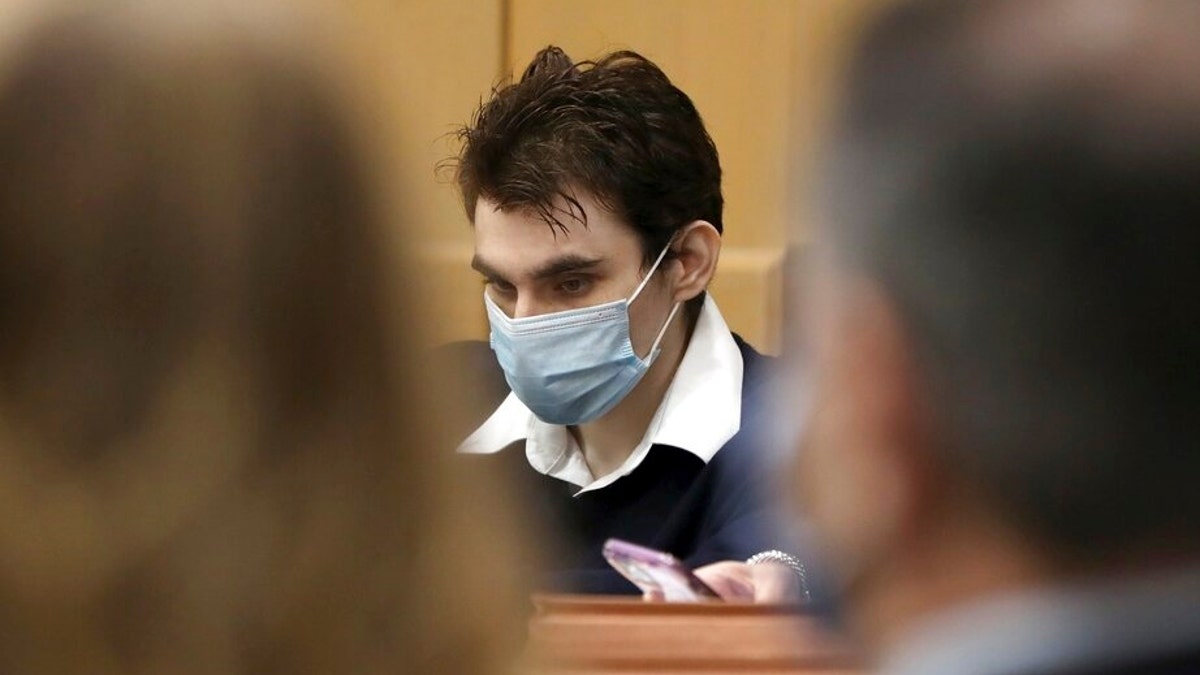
[485, 279, 516, 296]
[558, 278, 590, 294]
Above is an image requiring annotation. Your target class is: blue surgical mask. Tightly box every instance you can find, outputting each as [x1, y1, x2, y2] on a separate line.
[485, 244, 681, 425]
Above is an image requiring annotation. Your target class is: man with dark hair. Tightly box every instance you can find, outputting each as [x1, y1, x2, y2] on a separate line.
[452, 46, 800, 598]
[799, 1, 1200, 673]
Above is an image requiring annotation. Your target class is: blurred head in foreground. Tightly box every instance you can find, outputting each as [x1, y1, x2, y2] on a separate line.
[0, 1, 525, 673]
[801, 0, 1200, 665]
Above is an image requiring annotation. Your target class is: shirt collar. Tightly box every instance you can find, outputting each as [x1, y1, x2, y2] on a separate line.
[457, 295, 743, 495]
[881, 565, 1200, 675]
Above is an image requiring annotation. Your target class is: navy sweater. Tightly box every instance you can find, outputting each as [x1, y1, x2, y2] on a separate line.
[452, 335, 785, 594]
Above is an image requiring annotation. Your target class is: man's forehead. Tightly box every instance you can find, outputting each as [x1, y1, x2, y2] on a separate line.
[471, 197, 641, 276]
[475, 197, 585, 232]
[473, 202, 593, 256]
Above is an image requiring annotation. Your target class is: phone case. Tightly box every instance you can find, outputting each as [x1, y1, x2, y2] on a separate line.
[602, 538, 720, 602]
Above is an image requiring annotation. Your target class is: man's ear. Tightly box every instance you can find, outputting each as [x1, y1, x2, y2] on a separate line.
[667, 220, 721, 303]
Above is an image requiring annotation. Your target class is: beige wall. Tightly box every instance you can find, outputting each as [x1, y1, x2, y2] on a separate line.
[385, 0, 883, 352]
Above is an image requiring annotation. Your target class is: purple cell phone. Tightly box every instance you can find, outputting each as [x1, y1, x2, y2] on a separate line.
[602, 538, 720, 602]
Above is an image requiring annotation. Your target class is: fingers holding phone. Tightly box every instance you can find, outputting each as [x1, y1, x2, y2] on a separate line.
[602, 538, 720, 602]
[690, 561, 757, 601]
[693, 560, 803, 603]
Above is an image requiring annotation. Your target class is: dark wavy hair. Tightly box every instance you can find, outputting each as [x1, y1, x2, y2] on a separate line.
[454, 46, 723, 271]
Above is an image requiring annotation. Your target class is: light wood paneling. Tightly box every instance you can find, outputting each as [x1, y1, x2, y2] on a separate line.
[341, 0, 502, 348]
[385, 0, 504, 247]
[407, 0, 887, 351]
[786, 0, 892, 248]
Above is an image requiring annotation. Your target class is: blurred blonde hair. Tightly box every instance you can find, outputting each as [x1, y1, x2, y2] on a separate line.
[0, 0, 529, 672]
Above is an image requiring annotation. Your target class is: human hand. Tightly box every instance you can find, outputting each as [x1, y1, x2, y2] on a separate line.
[690, 560, 803, 603]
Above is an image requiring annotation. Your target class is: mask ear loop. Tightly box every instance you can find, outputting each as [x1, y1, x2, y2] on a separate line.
[629, 240, 683, 364]
[628, 241, 676, 303]
[643, 302, 682, 365]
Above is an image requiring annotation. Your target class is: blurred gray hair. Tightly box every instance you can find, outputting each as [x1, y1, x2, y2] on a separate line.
[822, 0, 1200, 565]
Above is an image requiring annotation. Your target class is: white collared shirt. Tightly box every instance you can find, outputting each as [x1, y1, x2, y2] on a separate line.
[457, 295, 743, 496]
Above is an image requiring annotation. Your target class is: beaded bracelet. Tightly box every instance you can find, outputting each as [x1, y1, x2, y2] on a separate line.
[746, 550, 810, 602]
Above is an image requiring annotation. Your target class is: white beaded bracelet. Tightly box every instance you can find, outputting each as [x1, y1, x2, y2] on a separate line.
[746, 550, 810, 602]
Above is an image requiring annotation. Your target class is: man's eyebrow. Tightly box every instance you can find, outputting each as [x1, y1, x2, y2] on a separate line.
[470, 255, 505, 281]
[530, 254, 604, 280]
[472, 253, 604, 283]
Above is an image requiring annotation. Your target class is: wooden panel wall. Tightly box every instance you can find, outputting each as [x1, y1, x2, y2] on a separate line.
[373, 0, 504, 344]
[385, 0, 883, 352]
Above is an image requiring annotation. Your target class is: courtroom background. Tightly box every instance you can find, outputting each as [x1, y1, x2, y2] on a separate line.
[349, 0, 886, 353]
